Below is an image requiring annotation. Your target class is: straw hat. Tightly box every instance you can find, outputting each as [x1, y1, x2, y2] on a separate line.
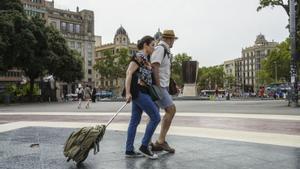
[162, 30, 178, 39]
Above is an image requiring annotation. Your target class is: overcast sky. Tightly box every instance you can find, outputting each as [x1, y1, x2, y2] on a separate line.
[54, 0, 289, 67]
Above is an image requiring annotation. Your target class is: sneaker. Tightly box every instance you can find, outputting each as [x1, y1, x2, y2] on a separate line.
[149, 142, 163, 151]
[139, 145, 158, 160]
[151, 141, 175, 153]
[125, 151, 143, 158]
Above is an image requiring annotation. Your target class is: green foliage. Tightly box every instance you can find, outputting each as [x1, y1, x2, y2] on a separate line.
[0, 1, 26, 70]
[94, 48, 131, 85]
[115, 48, 131, 78]
[261, 39, 291, 82]
[0, 0, 25, 15]
[6, 83, 39, 96]
[171, 53, 192, 87]
[257, 0, 300, 53]
[0, 0, 84, 100]
[197, 65, 225, 90]
[224, 75, 235, 89]
[46, 26, 84, 82]
[259, 39, 300, 84]
[257, 0, 289, 14]
[257, 70, 273, 85]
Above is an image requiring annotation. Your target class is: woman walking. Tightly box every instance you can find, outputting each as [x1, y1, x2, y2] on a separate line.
[125, 36, 160, 159]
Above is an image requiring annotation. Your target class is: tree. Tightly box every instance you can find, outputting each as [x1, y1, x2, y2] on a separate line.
[171, 53, 192, 87]
[257, 0, 300, 54]
[0, 0, 26, 70]
[46, 26, 83, 82]
[259, 39, 300, 84]
[0, 0, 84, 101]
[94, 48, 131, 90]
[0, 0, 25, 13]
[224, 75, 235, 89]
[115, 48, 131, 78]
[93, 50, 119, 89]
[257, 70, 273, 85]
[197, 65, 225, 90]
[261, 39, 291, 81]
[14, 17, 49, 99]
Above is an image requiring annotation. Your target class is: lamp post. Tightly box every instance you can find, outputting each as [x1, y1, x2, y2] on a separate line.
[274, 61, 278, 83]
[289, 0, 298, 107]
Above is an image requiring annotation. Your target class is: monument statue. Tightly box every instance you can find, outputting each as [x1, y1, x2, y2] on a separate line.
[182, 61, 199, 96]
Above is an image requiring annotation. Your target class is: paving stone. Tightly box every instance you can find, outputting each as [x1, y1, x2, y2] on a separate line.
[0, 127, 299, 169]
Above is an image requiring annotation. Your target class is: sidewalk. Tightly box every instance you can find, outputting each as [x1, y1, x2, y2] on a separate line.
[0, 126, 299, 169]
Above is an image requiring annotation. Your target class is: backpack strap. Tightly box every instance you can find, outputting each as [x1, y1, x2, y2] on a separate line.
[158, 44, 173, 70]
[158, 44, 170, 59]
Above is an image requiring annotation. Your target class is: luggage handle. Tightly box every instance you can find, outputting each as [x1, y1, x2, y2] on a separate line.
[105, 102, 128, 127]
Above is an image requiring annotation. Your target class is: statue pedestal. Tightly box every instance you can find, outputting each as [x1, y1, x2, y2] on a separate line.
[183, 83, 197, 96]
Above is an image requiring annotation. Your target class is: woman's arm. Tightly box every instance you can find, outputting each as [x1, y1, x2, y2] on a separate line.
[125, 61, 139, 103]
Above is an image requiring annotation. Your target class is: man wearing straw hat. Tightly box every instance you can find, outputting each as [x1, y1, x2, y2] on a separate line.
[150, 29, 178, 153]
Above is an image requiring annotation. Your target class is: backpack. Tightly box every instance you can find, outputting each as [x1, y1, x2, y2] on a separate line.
[63, 125, 106, 164]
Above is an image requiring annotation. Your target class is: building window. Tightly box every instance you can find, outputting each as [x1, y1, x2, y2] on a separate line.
[76, 42, 81, 49]
[69, 23, 74, 33]
[88, 78, 92, 82]
[69, 41, 75, 49]
[61, 22, 66, 31]
[75, 25, 80, 33]
[110, 80, 113, 86]
[88, 52, 92, 59]
[88, 60, 92, 66]
[88, 69, 92, 74]
[88, 43, 92, 49]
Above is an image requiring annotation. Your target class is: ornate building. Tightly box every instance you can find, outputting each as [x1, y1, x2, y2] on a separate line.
[223, 59, 235, 89]
[239, 34, 278, 92]
[94, 26, 138, 95]
[223, 34, 278, 94]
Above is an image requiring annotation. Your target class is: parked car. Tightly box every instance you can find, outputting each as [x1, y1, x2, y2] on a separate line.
[66, 93, 78, 101]
[96, 90, 113, 99]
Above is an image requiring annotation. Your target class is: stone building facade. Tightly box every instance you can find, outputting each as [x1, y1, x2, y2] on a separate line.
[94, 26, 138, 96]
[239, 34, 278, 92]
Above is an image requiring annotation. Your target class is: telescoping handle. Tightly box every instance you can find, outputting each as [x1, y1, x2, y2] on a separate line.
[105, 102, 128, 127]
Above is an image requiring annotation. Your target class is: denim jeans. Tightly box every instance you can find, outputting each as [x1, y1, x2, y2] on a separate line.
[126, 91, 161, 151]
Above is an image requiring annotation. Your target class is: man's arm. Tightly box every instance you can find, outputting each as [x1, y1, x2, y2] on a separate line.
[152, 62, 160, 87]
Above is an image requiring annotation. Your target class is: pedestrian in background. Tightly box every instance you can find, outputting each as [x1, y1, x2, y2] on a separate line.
[92, 87, 97, 103]
[76, 84, 84, 109]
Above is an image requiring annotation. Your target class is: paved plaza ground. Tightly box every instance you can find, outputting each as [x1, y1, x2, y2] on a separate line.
[0, 100, 299, 169]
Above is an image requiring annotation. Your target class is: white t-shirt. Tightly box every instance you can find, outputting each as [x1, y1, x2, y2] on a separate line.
[150, 41, 172, 88]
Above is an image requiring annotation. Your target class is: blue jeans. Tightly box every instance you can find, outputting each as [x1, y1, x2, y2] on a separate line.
[126, 91, 161, 151]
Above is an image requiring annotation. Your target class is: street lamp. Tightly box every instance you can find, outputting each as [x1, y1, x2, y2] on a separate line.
[289, 0, 298, 107]
[274, 61, 278, 83]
